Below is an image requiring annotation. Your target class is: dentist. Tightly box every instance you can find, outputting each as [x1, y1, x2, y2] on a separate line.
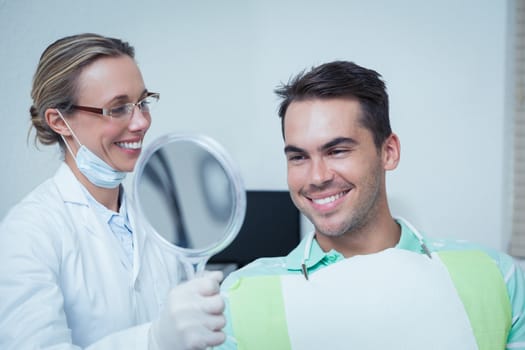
[0, 33, 225, 349]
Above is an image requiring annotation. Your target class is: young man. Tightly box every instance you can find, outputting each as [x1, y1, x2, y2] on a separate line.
[218, 61, 525, 349]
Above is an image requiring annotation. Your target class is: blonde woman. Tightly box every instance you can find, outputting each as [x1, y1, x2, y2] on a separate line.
[0, 33, 225, 350]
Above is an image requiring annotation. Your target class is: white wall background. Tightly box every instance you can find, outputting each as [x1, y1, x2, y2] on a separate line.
[0, 0, 513, 251]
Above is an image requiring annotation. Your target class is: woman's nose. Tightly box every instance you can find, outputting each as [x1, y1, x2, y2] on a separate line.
[128, 106, 151, 131]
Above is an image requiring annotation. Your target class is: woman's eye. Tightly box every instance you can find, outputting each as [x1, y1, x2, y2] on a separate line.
[110, 105, 129, 117]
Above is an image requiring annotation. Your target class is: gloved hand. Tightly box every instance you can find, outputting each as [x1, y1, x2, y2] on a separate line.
[149, 270, 226, 350]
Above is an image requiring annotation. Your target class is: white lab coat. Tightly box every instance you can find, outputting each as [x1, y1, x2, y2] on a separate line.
[0, 163, 180, 349]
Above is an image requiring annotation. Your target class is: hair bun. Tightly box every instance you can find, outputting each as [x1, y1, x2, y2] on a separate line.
[29, 105, 38, 118]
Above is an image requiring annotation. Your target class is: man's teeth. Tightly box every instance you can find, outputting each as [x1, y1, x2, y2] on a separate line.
[116, 141, 142, 149]
[312, 192, 345, 205]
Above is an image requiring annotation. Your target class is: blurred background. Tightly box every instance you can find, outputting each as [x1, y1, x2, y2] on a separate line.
[0, 0, 521, 257]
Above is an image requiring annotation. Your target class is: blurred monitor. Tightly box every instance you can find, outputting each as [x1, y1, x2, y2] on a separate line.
[208, 190, 301, 270]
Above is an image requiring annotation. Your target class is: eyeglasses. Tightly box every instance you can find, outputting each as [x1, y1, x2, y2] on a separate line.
[71, 92, 160, 120]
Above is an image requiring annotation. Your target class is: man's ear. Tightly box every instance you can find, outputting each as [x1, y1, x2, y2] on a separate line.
[382, 133, 400, 171]
[45, 108, 71, 136]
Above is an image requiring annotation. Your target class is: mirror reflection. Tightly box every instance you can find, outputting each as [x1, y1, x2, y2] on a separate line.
[138, 140, 234, 249]
[133, 133, 246, 277]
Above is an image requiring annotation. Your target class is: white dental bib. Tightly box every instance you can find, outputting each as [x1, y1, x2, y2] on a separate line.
[280, 248, 478, 349]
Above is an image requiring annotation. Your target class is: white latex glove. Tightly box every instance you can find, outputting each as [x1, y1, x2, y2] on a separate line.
[149, 270, 226, 350]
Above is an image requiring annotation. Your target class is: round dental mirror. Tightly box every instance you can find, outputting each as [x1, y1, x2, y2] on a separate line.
[133, 132, 246, 279]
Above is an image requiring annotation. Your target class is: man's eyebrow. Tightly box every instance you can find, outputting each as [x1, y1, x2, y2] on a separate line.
[284, 145, 305, 154]
[284, 137, 357, 154]
[320, 137, 357, 151]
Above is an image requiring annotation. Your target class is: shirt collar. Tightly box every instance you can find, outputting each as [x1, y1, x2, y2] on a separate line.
[285, 218, 425, 271]
[80, 184, 128, 226]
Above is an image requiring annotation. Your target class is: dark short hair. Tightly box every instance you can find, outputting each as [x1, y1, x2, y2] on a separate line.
[274, 60, 391, 149]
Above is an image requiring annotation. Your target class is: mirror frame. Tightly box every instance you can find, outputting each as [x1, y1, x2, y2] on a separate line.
[133, 132, 246, 263]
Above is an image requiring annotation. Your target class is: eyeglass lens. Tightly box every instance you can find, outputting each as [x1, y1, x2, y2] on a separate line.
[112, 94, 158, 119]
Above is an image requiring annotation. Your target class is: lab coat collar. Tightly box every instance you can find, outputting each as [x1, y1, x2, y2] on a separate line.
[285, 218, 425, 271]
[52, 163, 145, 282]
[53, 163, 90, 207]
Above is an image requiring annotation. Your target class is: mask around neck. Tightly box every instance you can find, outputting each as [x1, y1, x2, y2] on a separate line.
[56, 109, 127, 189]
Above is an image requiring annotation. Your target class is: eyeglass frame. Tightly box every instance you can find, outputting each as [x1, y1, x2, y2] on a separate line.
[70, 92, 160, 119]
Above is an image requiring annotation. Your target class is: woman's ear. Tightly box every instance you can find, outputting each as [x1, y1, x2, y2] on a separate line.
[45, 108, 71, 136]
[382, 133, 401, 171]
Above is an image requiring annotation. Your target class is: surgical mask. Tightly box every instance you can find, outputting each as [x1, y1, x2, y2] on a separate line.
[57, 110, 127, 189]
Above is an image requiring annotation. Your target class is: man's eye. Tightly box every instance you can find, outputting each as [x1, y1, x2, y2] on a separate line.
[288, 154, 306, 162]
[329, 149, 349, 157]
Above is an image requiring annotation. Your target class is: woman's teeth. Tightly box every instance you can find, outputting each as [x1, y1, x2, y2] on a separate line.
[116, 141, 142, 149]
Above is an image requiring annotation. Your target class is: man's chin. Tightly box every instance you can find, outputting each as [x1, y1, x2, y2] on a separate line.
[314, 224, 347, 238]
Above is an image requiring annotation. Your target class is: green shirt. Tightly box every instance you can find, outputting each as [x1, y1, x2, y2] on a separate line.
[218, 219, 525, 349]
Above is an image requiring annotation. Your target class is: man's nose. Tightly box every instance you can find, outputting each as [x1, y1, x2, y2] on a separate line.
[309, 158, 334, 187]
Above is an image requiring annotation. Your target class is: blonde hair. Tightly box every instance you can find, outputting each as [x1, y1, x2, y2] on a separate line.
[29, 33, 135, 146]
